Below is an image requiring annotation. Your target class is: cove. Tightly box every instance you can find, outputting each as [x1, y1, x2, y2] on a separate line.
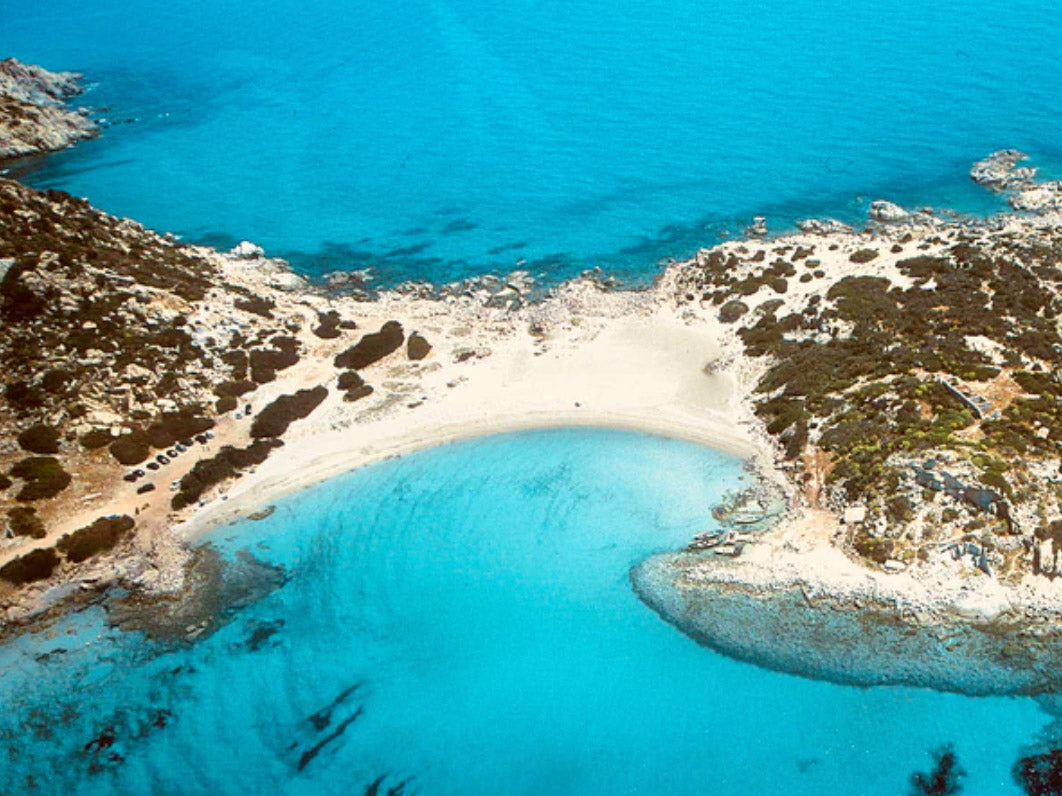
[0, 429, 1051, 794]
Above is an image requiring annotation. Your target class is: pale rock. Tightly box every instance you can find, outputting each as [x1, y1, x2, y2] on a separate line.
[970, 150, 1036, 192]
[868, 200, 909, 223]
[230, 240, 265, 259]
[745, 216, 768, 237]
[843, 505, 866, 525]
[796, 218, 853, 235]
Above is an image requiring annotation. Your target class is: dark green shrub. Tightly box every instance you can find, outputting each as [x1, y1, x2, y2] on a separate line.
[313, 311, 342, 339]
[8, 507, 45, 538]
[10, 456, 72, 501]
[4, 380, 43, 413]
[145, 412, 214, 448]
[41, 369, 72, 394]
[718, 300, 749, 324]
[216, 395, 238, 413]
[334, 321, 404, 370]
[250, 346, 300, 384]
[57, 515, 134, 563]
[251, 387, 329, 438]
[853, 534, 893, 564]
[216, 379, 257, 397]
[17, 423, 61, 454]
[338, 371, 374, 402]
[109, 435, 150, 466]
[849, 248, 879, 264]
[80, 428, 114, 449]
[0, 548, 59, 585]
[170, 440, 283, 509]
[221, 349, 249, 379]
[408, 332, 432, 361]
[234, 295, 274, 318]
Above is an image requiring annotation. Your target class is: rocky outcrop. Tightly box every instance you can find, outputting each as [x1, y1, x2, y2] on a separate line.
[867, 199, 909, 223]
[796, 218, 853, 235]
[970, 149, 1062, 213]
[0, 58, 97, 159]
[970, 149, 1036, 192]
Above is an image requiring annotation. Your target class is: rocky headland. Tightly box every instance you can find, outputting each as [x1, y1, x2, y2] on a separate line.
[0, 58, 97, 159]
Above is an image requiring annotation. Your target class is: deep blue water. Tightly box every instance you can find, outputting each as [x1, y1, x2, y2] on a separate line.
[3, 0, 1062, 283]
[0, 431, 1051, 794]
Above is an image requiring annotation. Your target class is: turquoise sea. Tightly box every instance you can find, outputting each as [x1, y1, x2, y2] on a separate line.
[3, 0, 1062, 283]
[0, 431, 1053, 794]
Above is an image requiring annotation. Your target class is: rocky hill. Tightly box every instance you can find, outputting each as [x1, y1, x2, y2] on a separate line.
[670, 204, 1062, 580]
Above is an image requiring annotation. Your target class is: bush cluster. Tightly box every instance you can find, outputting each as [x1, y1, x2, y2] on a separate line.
[334, 321, 404, 370]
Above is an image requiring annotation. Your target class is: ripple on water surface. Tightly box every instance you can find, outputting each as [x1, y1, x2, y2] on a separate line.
[0, 430, 1052, 794]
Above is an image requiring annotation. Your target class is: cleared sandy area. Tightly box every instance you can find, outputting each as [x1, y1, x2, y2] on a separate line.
[175, 299, 762, 544]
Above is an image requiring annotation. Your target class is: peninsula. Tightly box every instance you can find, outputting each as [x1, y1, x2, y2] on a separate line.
[3, 62, 1062, 698]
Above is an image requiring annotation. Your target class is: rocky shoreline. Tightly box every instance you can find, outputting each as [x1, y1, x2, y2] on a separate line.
[0, 58, 97, 159]
[631, 552, 1062, 697]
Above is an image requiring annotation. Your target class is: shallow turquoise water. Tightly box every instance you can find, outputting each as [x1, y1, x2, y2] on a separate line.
[0, 430, 1050, 794]
[3, 0, 1061, 282]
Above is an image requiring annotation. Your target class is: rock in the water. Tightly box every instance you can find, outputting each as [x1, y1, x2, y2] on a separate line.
[745, 216, 768, 237]
[970, 149, 1036, 192]
[868, 200, 909, 223]
[230, 240, 265, 259]
[969, 149, 1062, 213]
[1009, 181, 1062, 213]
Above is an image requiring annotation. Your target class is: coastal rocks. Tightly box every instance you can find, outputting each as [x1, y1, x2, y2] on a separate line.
[970, 149, 1062, 213]
[631, 552, 1062, 696]
[867, 200, 910, 223]
[970, 150, 1036, 192]
[0, 58, 97, 158]
[0, 59, 84, 106]
[229, 240, 265, 259]
[1009, 181, 1062, 213]
[744, 216, 768, 237]
[796, 218, 853, 235]
[107, 546, 287, 643]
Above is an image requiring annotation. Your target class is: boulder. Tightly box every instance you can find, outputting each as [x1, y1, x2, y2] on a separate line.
[745, 216, 768, 237]
[230, 240, 265, 259]
[867, 200, 909, 223]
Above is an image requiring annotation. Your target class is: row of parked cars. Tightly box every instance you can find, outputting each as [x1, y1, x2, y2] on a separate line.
[123, 431, 216, 493]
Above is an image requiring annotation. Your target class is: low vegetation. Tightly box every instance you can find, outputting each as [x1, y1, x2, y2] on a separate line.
[57, 515, 134, 563]
[334, 321, 404, 370]
[677, 229, 1062, 572]
[250, 386, 328, 439]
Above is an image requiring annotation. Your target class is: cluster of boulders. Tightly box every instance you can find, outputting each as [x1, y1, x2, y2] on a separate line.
[970, 149, 1062, 213]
